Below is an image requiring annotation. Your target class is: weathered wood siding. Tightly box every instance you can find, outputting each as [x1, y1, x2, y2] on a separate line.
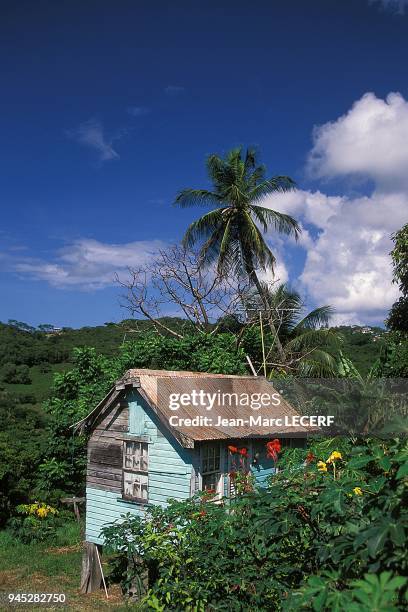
[85, 389, 198, 544]
[86, 399, 128, 494]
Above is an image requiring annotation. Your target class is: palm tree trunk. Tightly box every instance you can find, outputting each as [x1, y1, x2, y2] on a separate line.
[246, 265, 286, 362]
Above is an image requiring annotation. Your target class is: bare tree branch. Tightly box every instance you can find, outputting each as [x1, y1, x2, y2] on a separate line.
[117, 245, 250, 337]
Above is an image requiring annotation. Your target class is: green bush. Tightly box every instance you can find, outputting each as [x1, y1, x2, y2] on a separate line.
[8, 502, 62, 544]
[102, 438, 408, 611]
[1, 363, 32, 384]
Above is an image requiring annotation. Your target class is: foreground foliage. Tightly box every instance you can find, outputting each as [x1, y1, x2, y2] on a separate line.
[102, 438, 408, 611]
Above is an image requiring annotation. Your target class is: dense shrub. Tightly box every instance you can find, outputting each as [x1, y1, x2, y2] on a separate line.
[8, 502, 61, 544]
[102, 438, 408, 611]
[1, 363, 32, 384]
[373, 333, 408, 378]
[0, 392, 49, 525]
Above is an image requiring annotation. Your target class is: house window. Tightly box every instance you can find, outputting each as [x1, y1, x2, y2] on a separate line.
[123, 440, 148, 502]
[201, 444, 221, 493]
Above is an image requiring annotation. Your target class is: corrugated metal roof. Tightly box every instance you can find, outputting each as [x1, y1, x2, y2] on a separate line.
[139, 370, 309, 438]
[76, 368, 314, 446]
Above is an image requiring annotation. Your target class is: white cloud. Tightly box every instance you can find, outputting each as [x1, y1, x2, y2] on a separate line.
[261, 188, 405, 324]
[259, 258, 289, 286]
[330, 313, 364, 327]
[260, 91, 408, 324]
[13, 238, 166, 289]
[67, 119, 120, 162]
[307, 92, 408, 189]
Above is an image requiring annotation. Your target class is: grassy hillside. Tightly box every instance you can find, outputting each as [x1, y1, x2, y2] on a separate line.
[334, 325, 387, 376]
[0, 320, 386, 404]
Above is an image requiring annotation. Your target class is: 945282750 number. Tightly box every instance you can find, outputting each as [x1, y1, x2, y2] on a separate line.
[7, 593, 66, 604]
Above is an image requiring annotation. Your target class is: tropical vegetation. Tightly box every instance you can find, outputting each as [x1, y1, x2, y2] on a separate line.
[102, 437, 408, 610]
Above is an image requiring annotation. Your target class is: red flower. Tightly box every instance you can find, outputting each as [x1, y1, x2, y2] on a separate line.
[267, 439, 281, 453]
[306, 452, 315, 464]
[238, 447, 248, 456]
[228, 445, 238, 454]
[266, 439, 281, 462]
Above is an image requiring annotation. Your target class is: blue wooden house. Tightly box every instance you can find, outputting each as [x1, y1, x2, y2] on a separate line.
[75, 369, 308, 591]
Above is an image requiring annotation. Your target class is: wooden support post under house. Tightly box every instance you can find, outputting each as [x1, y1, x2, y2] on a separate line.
[80, 542, 103, 594]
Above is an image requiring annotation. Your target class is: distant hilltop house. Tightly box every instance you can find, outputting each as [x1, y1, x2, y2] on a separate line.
[46, 327, 62, 335]
[349, 325, 386, 340]
[74, 368, 311, 593]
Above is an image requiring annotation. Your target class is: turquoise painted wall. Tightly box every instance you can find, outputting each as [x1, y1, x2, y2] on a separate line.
[251, 440, 277, 486]
[85, 389, 198, 544]
[86, 487, 144, 545]
[251, 461, 277, 486]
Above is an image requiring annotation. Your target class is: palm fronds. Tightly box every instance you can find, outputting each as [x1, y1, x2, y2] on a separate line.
[174, 148, 300, 280]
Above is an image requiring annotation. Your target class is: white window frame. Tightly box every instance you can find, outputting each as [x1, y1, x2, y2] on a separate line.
[122, 440, 149, 503]
[200, 443, 224, 498]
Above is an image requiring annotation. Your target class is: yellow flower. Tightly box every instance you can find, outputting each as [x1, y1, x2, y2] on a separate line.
[326, 451, 342, 464]
[37, 507, 48, 518]
[317, 461, 328, 472]
[353, 487, 363, 496]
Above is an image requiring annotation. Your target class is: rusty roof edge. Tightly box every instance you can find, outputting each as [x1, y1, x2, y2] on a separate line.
[70, 370, 311, 443]
[126, 368, 261, 379]
[70, 375, 140, 433]
[70, 369, 260, 434]
[70, 385, 118, 433]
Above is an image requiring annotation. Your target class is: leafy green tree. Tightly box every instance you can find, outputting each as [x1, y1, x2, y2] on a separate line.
[119, 333, 246, 375]
[1, 363, 32, 384]
[0, 391, 49, 525]
[387, 223, 408, 334]
[38, 347, 115, 501]
[7, 320, 36, 333]
[175, 147, 300, 358]
[390, 223, 408, 295]
[387, 298, 408, 334]
[374, 223, 408, 375]
[37, 324, 56, 332]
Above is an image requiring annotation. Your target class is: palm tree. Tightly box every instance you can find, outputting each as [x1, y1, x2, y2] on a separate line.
[244, 283, 341, 376]
[175, 147, 300, 358]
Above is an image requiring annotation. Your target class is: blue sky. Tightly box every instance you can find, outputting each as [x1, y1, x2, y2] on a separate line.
[1, 0, 408, 328]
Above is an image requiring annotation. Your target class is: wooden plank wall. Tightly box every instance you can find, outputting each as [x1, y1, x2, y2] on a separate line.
[86, 487, 144, 545]
[86, 399, 129, 494]
[85, 389, 198, 544]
